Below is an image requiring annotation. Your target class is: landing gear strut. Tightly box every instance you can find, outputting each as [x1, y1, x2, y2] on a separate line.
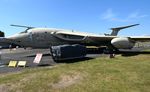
[103, 48, 119, 58]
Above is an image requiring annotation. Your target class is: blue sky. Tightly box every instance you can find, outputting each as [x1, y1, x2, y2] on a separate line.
[0, 0, 150, 36]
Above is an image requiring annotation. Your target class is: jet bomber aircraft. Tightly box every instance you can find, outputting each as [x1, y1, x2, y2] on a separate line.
[0, 24, 150, 60]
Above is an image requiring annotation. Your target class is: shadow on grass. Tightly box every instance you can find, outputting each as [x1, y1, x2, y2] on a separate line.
[116, 51, 150, 57]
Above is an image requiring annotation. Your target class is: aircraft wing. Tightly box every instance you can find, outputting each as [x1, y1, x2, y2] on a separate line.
[88, 36, 116, 41]
[86, 36, 150, 50]
[87, 35, 150, 42]
[130, 36, 150, 42]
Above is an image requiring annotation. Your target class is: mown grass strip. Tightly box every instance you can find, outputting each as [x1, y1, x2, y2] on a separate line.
[0, 55, 150, 92]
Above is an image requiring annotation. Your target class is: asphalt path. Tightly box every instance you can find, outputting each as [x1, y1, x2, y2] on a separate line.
[0, 48, 101, 74]
[0, 47, 150, 74]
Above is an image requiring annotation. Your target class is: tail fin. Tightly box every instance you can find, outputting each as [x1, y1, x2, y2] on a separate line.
[105, 24, 139, 36]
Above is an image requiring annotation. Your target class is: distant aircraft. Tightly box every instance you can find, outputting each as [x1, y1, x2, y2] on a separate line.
[0, 24, 149, 53]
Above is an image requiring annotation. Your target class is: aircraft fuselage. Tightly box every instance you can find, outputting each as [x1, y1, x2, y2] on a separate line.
[7, 28, 108, 48]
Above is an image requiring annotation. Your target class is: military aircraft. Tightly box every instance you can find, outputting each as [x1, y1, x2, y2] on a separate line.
[0, 24, 149, 53]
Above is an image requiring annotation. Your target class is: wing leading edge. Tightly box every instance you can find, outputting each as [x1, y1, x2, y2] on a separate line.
[130, 36, 150, 42]
[88, 35, 150, 42]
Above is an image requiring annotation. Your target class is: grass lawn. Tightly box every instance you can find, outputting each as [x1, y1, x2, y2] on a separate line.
[0, 54, 150, 92]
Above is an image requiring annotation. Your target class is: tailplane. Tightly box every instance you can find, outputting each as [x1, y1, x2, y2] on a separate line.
[105, 24, 139, 36]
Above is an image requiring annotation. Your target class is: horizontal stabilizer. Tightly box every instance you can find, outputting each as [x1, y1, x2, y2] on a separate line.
[10, 24, 34, 29]
[108, 24, 140, 36]
[111, 24, 139, 31]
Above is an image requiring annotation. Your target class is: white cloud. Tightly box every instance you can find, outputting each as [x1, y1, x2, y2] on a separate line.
[127, 11, 148, 19]
[101, 9, 116, 20]
[101, 9, 148, 22]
